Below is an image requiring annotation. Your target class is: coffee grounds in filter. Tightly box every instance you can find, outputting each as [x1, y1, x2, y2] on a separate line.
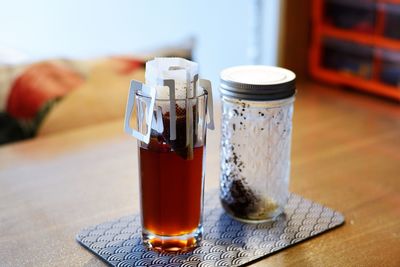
[148, 104, 197, 160]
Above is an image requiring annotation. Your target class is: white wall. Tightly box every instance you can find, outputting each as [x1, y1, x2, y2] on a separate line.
[0, 0, 281, 86]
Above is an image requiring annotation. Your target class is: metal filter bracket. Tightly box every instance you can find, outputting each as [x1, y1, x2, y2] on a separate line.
[124, 80, 157, 144]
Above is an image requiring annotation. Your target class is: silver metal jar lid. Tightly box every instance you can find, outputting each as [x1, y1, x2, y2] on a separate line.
[220, 65, 296, 100]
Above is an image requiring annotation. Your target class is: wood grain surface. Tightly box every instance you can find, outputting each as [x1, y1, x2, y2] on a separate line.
[0, 82, 399, 266]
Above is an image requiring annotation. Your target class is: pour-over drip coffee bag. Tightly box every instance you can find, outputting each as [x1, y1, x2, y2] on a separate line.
[145, 58, 200, 159]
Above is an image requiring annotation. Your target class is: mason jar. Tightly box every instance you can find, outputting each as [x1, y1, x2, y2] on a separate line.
[219, 65, 296, 223]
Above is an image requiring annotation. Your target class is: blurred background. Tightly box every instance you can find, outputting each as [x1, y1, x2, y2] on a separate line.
[0, 0, 399, 145]
[0, 0, 281, 83]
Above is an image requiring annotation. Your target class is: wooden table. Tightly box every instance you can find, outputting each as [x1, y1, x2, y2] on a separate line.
[1, 82, 399, 266]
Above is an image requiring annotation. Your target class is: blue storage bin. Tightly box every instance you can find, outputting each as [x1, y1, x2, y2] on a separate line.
[379, 49, 400, 87]
[322, 38, 374, 79]
[384, 4, 400, 40]
[324, 0, 376, 33]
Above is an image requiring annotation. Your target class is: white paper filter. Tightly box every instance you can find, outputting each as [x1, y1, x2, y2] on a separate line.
[124, 57, 214, 149]
[145, 57, 199, 101]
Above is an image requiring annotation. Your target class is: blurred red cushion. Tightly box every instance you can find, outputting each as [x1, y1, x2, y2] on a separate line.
[6, 62, 83, 119]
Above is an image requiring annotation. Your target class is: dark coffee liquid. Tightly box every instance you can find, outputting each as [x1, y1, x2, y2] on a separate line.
[139, 142, 204, 236]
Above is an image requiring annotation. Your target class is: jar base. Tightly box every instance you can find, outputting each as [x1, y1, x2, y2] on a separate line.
[221, 199, 284, 224]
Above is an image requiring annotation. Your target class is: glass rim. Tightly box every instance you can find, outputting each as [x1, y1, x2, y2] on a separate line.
[136, 89, 208, 102]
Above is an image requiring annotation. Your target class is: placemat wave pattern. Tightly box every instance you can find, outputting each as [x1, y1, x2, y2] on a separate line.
[77, 190, 344, 267]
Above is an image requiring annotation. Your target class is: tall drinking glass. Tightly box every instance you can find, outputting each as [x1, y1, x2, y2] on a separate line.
[135, 90, 208, 252]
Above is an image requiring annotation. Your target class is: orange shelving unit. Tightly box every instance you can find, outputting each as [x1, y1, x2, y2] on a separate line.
[310, 0, 400, 101]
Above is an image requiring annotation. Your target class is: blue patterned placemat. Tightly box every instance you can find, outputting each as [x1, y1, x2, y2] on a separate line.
[77, 190, 344, 267]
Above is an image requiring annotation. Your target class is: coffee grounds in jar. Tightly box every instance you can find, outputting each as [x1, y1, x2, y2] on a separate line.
[220, 140, 262, 219]
[220, 176, 261, 219]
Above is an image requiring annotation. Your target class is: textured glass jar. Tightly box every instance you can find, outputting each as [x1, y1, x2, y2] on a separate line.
[219, 66, 296, 223]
